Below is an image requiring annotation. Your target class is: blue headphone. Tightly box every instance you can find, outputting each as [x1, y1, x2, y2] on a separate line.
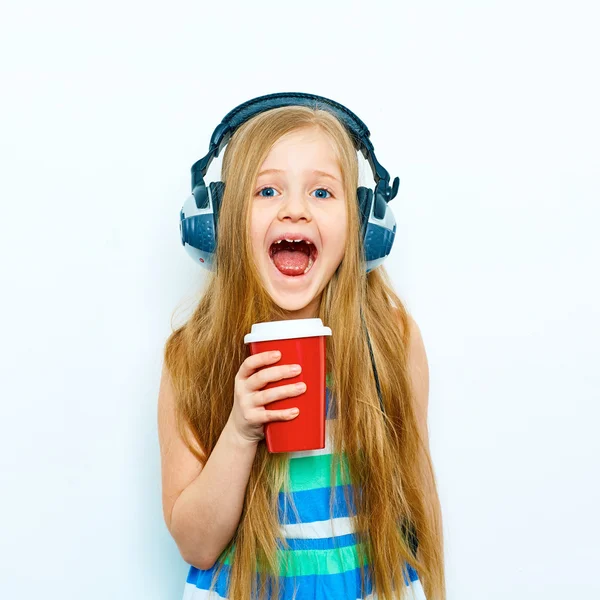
[179, 92, 400, 273]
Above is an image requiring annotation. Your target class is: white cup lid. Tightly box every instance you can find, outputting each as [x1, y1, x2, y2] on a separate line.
[244, 318, 332, 344]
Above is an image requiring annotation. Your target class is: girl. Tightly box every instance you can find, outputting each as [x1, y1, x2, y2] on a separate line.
[158, 97, 445, 599]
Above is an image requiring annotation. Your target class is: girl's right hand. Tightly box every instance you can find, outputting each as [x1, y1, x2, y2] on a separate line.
[228, 350, 306, 445]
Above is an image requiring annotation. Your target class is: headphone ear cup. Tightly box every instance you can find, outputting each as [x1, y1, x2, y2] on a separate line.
[357, 186, 373, 238]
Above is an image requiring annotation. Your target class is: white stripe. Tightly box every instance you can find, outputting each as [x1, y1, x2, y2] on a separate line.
[407, 578, 428, 600]
[279, 515, 356, 539]
[182, 581, 227, 600]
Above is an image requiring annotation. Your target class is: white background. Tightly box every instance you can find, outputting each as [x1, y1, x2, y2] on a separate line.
[1, 1, 599, 598]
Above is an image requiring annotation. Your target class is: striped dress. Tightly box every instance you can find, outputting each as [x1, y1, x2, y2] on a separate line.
[181, 374, 427, 600]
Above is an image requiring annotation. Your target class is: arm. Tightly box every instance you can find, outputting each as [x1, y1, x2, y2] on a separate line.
[158, 363, 258, 570]
[407, 315, 431, 450]
[406, 315, 444, 557]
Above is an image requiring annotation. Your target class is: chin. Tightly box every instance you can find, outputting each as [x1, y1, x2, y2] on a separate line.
[259, 268, 320, 313]
[266, 283, 317, 307]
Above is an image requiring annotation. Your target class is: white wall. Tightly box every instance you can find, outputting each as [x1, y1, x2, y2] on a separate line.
[1, 1, 598, 598]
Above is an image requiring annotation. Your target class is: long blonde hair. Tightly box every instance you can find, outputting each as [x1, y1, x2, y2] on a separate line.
[164, 105, 445, 599]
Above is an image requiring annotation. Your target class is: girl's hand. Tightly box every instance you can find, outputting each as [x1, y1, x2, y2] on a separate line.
[227, 350, 305, 445]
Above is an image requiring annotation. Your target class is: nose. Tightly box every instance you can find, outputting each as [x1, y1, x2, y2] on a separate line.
[277, 186, 312, 222]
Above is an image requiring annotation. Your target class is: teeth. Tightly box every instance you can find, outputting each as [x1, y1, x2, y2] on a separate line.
[274, 238, 314, 244]
[303, 254, 314, 275]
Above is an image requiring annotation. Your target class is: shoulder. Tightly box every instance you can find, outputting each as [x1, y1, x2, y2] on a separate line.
[407, 314, 429, 391]
[393, 308, 428, 372]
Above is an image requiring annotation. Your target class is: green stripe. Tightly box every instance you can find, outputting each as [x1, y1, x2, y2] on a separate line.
[223, 541, 368, 576]
[288, 452, 352, 492]
[326, 371, 333, 388]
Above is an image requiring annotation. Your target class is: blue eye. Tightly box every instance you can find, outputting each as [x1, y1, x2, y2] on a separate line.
[258, 187, 279, 198]
[312, 188, 332, 199]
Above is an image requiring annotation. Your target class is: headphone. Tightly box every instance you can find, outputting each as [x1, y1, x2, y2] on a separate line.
[179, 91, 399, 274]
[179, 92, 399, 415]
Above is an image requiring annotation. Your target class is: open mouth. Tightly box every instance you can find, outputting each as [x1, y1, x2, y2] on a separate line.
[268, 239, 319, 277]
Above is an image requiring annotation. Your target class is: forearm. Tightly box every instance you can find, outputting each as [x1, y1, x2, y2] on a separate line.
[170, 419, 258, 569]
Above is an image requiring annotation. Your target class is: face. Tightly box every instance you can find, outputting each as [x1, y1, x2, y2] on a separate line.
[250, 126, 348, 320]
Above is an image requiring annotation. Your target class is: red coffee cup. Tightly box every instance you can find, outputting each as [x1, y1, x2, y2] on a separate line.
[244, 318, 332, 453]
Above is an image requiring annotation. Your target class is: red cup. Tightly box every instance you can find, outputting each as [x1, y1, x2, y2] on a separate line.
[244, 318, 332, 453]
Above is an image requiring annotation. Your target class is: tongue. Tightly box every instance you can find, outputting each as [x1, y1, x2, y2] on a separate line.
[272, 249, 310, 276]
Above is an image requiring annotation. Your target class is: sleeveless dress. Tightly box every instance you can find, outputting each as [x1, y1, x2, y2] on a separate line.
[181, 374, 427, 600]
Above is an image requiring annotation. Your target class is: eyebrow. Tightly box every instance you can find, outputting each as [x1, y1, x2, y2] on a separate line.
[257, 168, 341, 183]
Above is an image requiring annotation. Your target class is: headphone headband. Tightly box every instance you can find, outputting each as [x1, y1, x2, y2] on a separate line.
[191, 92, 399, 203]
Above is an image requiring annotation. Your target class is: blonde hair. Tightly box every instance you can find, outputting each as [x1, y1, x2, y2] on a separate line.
[164, 105, 445, 599]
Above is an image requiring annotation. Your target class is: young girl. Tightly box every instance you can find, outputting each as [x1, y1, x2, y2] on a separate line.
[158, 95, 446, 600]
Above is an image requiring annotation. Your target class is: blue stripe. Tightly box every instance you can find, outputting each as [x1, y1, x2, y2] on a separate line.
[186, 562, 419, 600]
[278, 484, 357, 524]
[276, 532, 358, 551]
